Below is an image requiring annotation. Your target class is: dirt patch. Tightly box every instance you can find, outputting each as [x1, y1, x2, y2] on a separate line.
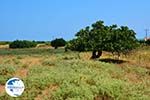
[35, 84, 58, 100]
[125, 72, 141, 83]
[0, 45, 9, 49]
[14, 69, 28, 78]
[0, 85, 5, 94]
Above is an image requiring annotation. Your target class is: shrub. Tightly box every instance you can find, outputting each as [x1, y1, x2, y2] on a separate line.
[51, 38, 66, 49]
[9, 40, 37, 48]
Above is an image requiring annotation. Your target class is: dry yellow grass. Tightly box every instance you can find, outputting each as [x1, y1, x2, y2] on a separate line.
[0, 44, 9, 49]
[36, 44, 51, 48]
[0, 47, 149, 99]
[20, 56, 42, 67]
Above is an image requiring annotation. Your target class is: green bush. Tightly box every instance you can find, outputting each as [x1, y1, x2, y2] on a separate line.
[51, 38, 66, 49]
[9, 40, 37, 48]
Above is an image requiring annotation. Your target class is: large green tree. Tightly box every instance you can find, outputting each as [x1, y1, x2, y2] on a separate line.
[66, 20, 138, 59]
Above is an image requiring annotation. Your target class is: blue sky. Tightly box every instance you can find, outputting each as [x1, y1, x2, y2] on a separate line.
[0, 0, 150, 41]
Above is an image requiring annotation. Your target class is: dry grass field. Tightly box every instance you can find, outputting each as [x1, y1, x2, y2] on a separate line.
[0, 45, 149, 100]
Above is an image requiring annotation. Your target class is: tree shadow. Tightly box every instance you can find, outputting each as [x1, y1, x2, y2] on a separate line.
[99, 58, 127, 64]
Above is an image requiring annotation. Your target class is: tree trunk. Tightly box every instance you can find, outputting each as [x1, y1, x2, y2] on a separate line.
[55, 46, 58, 49]
[97, 50, 102, 58]
[65, 47, 68, 52]
[91, 50, 102, 59]
[117, 52, 120, 60]
[91, 50, 97, 59]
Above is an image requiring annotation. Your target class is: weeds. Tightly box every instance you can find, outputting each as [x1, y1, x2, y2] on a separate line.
[0, 48, 149, 100]
[0, 65, 16, 85]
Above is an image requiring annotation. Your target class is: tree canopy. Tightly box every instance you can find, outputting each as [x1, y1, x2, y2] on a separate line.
[66, 20, 138, 59]
[51, 38, 66, 49]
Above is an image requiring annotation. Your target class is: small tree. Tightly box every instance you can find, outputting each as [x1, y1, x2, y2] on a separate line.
[51, 38, 66, 49]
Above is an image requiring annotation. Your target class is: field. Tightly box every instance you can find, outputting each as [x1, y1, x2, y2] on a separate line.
[0, 45, 150, 100]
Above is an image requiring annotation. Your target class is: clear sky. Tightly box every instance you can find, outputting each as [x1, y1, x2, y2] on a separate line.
[0, 0, 150, 41]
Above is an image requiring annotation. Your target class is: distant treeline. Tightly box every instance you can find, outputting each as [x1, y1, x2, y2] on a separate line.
[0, 41, 11, 45]
[0, 39, 149, 46]
[0, 40, 51, 48]
[9, 40, 37, 48]
[0, 41, 51, 45]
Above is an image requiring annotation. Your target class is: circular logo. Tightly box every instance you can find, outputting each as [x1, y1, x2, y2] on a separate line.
[5, 77, 25, 97]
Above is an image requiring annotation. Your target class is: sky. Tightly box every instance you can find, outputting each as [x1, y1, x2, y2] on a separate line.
[0, 0, 150, 41]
